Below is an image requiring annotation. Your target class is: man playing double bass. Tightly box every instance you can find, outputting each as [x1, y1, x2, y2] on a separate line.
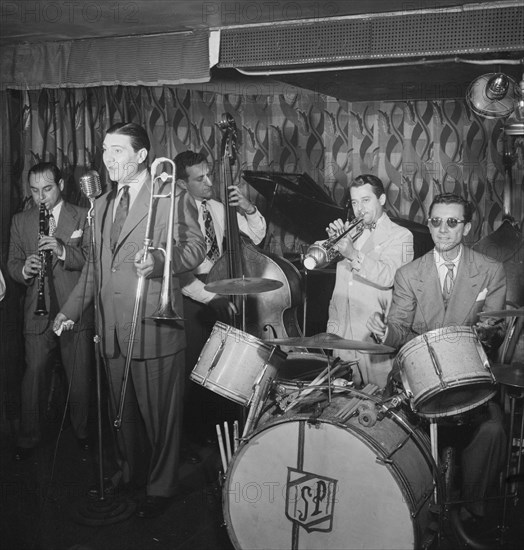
[175, 150, 266, 320]
[174, 150, 267, 453]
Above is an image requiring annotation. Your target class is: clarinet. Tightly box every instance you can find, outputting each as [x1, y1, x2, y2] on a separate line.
[34, 202, 49, 316]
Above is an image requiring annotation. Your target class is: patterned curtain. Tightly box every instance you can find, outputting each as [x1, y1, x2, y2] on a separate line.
[6, 86, 524, 251]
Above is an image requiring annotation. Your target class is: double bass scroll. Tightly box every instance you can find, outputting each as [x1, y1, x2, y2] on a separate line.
[206, 113, 304, 341]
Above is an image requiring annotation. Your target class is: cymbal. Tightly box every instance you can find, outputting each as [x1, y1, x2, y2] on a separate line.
[491, 363, 524, 389]
[265, 332, 395, 354]
[204, 277, 284, 295]
[479, 308, 524, 318]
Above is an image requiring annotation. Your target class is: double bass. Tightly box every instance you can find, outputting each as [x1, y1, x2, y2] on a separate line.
[206, 113, 304, 340]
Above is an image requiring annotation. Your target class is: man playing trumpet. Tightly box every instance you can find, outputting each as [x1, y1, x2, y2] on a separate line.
[325, 174, 414, 388]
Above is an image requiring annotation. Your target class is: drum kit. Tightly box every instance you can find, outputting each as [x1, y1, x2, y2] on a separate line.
[190, 279, 524, 550]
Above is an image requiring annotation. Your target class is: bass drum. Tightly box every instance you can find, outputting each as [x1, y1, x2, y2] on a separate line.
[223, 392, 437, 550]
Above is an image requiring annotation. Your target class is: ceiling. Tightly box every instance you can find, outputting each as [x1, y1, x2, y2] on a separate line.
[1, 0, 523, 102]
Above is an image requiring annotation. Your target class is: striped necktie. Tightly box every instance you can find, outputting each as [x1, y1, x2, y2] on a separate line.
[443, 262, 455, 305]
[110, 185, 130, 251]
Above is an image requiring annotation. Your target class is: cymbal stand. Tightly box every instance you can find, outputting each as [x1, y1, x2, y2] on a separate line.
[241, 290, 246, 333]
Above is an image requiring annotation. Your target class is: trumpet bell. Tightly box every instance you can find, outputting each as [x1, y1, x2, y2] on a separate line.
[303, 242, 334, 270]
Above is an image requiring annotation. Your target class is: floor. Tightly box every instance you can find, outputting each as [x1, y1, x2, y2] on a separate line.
[0, 397, 235, 550]
[1, 389, 523, 550]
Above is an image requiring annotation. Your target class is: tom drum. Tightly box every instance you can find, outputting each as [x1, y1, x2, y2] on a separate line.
[190, 322, 287, 407]
[396, 326, 496, 418]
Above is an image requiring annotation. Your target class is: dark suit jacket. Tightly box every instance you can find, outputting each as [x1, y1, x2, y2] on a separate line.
[384, 246, 507, 349]
[61, 176, 205, 359]
[8, 201, 91, 334]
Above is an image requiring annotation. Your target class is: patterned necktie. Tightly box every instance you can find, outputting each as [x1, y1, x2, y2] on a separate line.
[443, 262, 455, 304]
[201, 200, 220, 262]
[110, 185, 130, 251]
[48, 213, 57, 236]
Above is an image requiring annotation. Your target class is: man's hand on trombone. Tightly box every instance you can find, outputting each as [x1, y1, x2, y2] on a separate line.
[134, 249, 156, 278]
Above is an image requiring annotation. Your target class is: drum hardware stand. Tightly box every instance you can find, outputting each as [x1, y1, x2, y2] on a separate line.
[500, 384, 524, 547]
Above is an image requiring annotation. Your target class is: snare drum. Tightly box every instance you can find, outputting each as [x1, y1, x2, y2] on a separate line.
[224, 391, 436, 549]
[397, 326, 496, 418]
[190, 322, 287, 406]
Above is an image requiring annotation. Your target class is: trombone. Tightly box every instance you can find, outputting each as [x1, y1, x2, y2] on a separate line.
[113, 157, 183, 430]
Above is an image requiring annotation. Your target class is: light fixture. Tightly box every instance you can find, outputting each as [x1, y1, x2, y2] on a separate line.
[503, 75, 524, 136]
[466, 72, 517, 119]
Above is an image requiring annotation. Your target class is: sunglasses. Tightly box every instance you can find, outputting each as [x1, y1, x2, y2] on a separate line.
[428, 217, 466, 229]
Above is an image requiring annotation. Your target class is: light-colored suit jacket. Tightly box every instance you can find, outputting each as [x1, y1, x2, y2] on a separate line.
[61, 176, 205, 359]
[327, 214, 414, 387]
[384, 246, 507, 349]
[8, 201, 91, 334]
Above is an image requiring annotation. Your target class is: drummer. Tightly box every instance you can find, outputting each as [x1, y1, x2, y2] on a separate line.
[174, 151, 267, 453]
[367, 192, 507, 523]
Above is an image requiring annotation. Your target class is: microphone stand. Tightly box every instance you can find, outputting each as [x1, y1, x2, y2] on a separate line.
[73, 195, 136, 525]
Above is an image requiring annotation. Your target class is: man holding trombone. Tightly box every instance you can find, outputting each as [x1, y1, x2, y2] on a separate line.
[55, 123, 205, 519]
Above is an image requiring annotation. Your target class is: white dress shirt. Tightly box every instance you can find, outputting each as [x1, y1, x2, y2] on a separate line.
[434, 246, 462, 292]
[181, 198, 267, 303]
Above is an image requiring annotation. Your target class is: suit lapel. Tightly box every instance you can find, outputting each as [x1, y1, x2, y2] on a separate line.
[51, 202, 76, 268]
[359, 215, 390, 254]
[413, 252, 446, 327]
[98, 187, 116, 262]
[443, 247, 482, 323]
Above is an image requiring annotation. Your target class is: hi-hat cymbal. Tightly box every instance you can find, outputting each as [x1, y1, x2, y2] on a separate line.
[479, 308, 524, 318]
[204, 277, 284, 295]
[266, 333, 395, 354]
[491, 363, 524, 389]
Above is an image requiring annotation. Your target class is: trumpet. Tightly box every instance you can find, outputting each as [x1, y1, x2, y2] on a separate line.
[34, 202, 49, 315]
[113, 157, 182, 430]
[303, 217, 364, 270]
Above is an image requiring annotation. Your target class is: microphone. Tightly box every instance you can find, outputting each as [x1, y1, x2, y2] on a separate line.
[80, 170, 102, 200]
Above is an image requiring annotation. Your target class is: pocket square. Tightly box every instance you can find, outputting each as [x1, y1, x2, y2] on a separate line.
[70, 229, 83, 239]
[476, 288, 488, 301]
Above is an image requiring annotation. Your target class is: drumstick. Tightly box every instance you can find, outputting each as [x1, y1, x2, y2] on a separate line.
[224, 421, 232, 463]
[242, 383, 263, 438]
[430, 420, 438, 502]
[216, 424, 228, 473]
[233, 420, 239, 452]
